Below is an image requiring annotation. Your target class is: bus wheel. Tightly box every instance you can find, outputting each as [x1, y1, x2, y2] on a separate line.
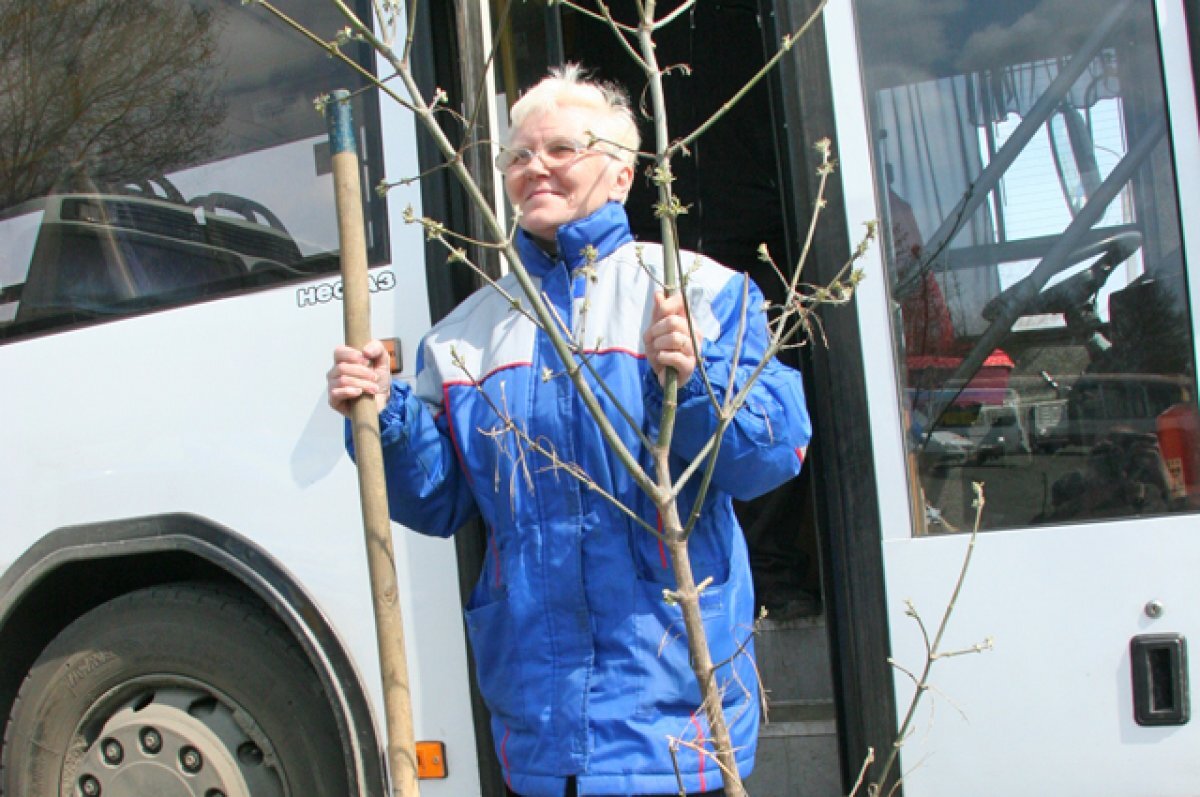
[1, 583, 350, 797]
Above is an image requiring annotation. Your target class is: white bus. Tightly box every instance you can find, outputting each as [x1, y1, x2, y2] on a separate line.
[1, 0, 1198, 795]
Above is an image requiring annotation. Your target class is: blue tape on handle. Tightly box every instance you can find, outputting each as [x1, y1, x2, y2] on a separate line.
[326, 89, 357, 155]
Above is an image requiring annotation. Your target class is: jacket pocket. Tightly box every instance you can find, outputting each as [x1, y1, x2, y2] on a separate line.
[633, 577, 752, 718]
[464, 596, 527, 727]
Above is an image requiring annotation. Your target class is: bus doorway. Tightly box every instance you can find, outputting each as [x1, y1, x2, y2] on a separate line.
[478, 0, 1200, 793]
[484, 1, 853, 793]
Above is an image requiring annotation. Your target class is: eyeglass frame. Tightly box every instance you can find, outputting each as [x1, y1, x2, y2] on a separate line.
[494, 137, 617, 173]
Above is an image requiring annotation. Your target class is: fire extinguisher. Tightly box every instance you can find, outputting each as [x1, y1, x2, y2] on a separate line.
[1157, 398, 1200, 508]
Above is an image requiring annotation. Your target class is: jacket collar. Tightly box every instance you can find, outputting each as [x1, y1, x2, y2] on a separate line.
[515, 201, 634, 277]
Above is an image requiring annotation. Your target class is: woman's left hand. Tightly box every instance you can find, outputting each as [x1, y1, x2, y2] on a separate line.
[643, 290, 702, 387]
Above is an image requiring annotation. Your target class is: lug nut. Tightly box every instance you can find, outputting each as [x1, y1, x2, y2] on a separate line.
[80, 774, 102, 796]
[180, 746, 203, 773]
[140, 727, 162, 754]
[101, 738, 123, 765]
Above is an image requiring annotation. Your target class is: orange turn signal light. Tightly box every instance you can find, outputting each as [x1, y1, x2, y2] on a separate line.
[381, 337, 402, 374]
[416, 740, 447, 779]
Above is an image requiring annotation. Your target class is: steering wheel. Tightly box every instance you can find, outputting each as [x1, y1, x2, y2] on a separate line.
[919, 230, 1142, 446]
[982, 230, 1142, 322]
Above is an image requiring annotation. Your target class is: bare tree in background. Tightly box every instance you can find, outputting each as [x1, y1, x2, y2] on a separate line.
[0, 0, 225, 209]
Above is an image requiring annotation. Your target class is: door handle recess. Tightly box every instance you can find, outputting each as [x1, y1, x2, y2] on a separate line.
[1130, 633, 1189, 726]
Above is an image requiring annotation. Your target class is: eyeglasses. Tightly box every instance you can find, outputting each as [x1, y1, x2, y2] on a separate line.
[494, 138, 597, 172]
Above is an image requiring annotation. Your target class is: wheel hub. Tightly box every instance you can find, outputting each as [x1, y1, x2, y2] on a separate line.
[74, 687, 284, 797]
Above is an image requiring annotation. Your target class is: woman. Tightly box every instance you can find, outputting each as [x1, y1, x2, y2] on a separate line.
[328, 65, 811, 797]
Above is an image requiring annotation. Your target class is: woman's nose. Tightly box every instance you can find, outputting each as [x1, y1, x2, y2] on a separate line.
[525, 153, 551, 175]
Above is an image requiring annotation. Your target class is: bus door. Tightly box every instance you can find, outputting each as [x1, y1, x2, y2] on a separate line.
[828, 0, 1200, 791]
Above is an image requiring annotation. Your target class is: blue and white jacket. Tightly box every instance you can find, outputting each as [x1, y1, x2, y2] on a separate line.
[364, 201, 811, 796]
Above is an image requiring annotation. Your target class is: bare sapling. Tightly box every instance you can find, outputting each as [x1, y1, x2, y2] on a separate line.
[848, 482, 995, 797]
[249, 0, 870, 794]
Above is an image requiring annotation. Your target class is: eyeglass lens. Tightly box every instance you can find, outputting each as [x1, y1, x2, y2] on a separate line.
[497, 139, 588, 172]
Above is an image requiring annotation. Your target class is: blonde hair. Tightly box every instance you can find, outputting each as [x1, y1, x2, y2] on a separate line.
[507, 64, 640, 167]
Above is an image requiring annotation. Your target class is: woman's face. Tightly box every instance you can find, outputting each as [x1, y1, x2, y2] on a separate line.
[503, 106, 633, 242]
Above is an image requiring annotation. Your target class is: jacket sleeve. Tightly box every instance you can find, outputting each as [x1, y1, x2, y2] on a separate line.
[346, 379, 479, 538]
[644, 272, 811, 501]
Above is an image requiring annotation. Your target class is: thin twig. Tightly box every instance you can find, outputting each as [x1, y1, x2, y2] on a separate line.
[451, 352, 666, 540]
[555, 0, 639, 33]
[670, 0, 829, 157]
[253, 0, 416, 114]
[847, 747, 876, 797]
[870, 483, 989, 794]
[652, 0, 699, 31]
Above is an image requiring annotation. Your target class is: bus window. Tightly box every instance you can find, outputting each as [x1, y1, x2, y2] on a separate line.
[0, 0, 384, 340]
[857, 0, 1199, 533]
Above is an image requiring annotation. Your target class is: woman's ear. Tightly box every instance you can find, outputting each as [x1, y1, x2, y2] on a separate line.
[608, 160, 635, 203]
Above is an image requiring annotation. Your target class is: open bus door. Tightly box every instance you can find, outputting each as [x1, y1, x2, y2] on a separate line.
[825, 0, 1200, 791]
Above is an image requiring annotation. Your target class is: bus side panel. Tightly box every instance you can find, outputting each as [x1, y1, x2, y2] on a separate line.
[0, 173, 482, 797]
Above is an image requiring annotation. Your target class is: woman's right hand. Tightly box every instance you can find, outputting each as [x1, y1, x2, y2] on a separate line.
[327, 340, 392, 417]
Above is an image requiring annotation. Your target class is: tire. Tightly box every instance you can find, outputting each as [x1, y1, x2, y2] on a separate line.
[1, 583, 350, 797]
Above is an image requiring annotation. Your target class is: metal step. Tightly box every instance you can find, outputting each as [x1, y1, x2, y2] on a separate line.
[747, 699, 841, 797]
[747, 614, 841, 795]
[756, 613, 834, 704]
[763, 699, 837, 730]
